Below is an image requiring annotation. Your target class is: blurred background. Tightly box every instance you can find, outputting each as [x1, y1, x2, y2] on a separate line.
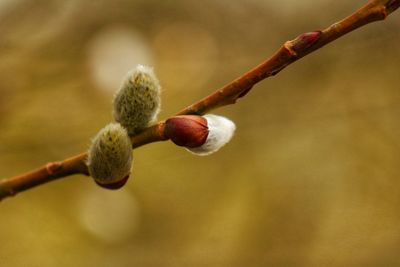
[1, 0, 400, 266]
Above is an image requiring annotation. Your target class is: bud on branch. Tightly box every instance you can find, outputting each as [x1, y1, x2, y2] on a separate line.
[113, 65, 161, 135]
[165, 114, 236, 156]
[87, 123, 133, 190]
[164, 115, 209, 148]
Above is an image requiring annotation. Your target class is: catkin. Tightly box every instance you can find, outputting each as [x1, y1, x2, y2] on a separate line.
[113, 65, 161, 135]
[87, 123, 133, 185]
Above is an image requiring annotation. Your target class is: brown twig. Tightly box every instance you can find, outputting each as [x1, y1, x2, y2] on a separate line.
[0, 0, 398, 200]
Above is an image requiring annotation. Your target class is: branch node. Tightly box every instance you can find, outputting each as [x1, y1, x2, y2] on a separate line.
[283, 41, 297, 58]
[157, 121, 167, 140]
[45, 162, 63, 175]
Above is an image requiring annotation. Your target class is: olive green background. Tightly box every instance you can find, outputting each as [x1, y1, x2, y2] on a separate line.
[1, 0, 400, 266]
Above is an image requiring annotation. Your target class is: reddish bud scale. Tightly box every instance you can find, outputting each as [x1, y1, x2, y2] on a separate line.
[292, 31, 322, 52]
[95, 175, 129, 190]
[164, 115, 209, 148]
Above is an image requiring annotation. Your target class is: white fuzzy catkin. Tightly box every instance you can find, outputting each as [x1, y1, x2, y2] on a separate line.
[87, 123, 133, 184]
[187, 114, 236, 156]
[113, 65, 161, 135]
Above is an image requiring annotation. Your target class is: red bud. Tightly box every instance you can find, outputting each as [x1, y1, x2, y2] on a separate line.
[292, 31, 321, 52]
[95, 175, 129, 190]
[164, 115, 209, 148]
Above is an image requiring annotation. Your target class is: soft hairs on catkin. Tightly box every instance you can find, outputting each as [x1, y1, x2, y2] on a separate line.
[87, 123, 133, 184]
[113, 65, 161, 135]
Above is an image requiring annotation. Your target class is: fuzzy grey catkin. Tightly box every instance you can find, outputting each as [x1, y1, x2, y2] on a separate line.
[113, 65, 161, 135]
[87, 123, 133, 185]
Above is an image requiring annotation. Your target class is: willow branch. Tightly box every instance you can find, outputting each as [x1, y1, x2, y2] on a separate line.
[0, 0, 398, 200]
